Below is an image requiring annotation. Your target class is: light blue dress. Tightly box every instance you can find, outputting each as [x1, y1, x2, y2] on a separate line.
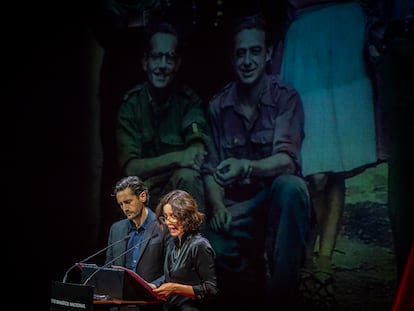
[279, 1, 378, 177]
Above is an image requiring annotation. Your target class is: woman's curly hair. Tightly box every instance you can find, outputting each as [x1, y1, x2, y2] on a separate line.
[155, 189, 204, 233]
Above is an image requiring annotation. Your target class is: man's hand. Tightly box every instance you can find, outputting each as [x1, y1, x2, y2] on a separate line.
[209, 206, 232, 232]
[214, 158, 248, 186]
[180, 143, 207, 170]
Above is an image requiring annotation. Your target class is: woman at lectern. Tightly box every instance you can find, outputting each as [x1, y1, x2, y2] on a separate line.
[151, 189, 218, 310]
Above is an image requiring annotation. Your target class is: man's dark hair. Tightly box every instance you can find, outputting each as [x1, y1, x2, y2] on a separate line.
[231, 13, 271, 47]
[113, 176, 150, 206]
[144, 21, 180, 54]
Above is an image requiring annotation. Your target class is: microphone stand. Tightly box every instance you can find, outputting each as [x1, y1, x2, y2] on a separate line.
[62, 235, 130, 283]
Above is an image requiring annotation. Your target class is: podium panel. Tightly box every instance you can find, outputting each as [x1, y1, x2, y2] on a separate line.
[50, 281, 94, 311]
[81, 266, 161, 303]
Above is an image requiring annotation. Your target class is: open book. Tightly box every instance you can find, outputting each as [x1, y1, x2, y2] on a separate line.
[111, 265, 166, 302]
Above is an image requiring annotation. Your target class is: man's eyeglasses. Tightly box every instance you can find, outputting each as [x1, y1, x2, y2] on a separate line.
[158, 215, 179, 224]
[148, 51, 178, 64]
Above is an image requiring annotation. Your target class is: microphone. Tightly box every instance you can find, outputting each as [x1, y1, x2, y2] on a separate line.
[82, 233, 159, 286]
[62, 235, 130, 283]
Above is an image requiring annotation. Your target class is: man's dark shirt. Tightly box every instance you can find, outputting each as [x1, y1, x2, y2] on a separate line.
[117, 81, 210, 172]
[204, 74, 304, 198]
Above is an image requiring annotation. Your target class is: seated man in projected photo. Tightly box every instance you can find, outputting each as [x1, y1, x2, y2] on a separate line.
[116, 22, 210, 227]
[202, 13, 311, 308]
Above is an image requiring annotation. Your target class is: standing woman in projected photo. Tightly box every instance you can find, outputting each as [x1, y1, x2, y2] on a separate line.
[270, 0, 387, 308]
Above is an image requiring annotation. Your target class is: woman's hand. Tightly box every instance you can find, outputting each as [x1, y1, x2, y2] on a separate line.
[153, 282, 195, 299]
[152, 283, 177, 299]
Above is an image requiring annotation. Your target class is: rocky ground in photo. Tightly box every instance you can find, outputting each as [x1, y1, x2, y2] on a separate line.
[331, 163, 398, 311]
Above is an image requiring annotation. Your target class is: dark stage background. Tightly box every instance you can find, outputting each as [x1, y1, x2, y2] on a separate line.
[8, 0, 413, 309]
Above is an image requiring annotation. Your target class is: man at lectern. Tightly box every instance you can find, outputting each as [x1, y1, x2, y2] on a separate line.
[106, 176, 172, 310]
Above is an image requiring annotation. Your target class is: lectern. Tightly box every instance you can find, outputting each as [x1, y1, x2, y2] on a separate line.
[50, 265, 162, 310]
[81, 265, 161, 303]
